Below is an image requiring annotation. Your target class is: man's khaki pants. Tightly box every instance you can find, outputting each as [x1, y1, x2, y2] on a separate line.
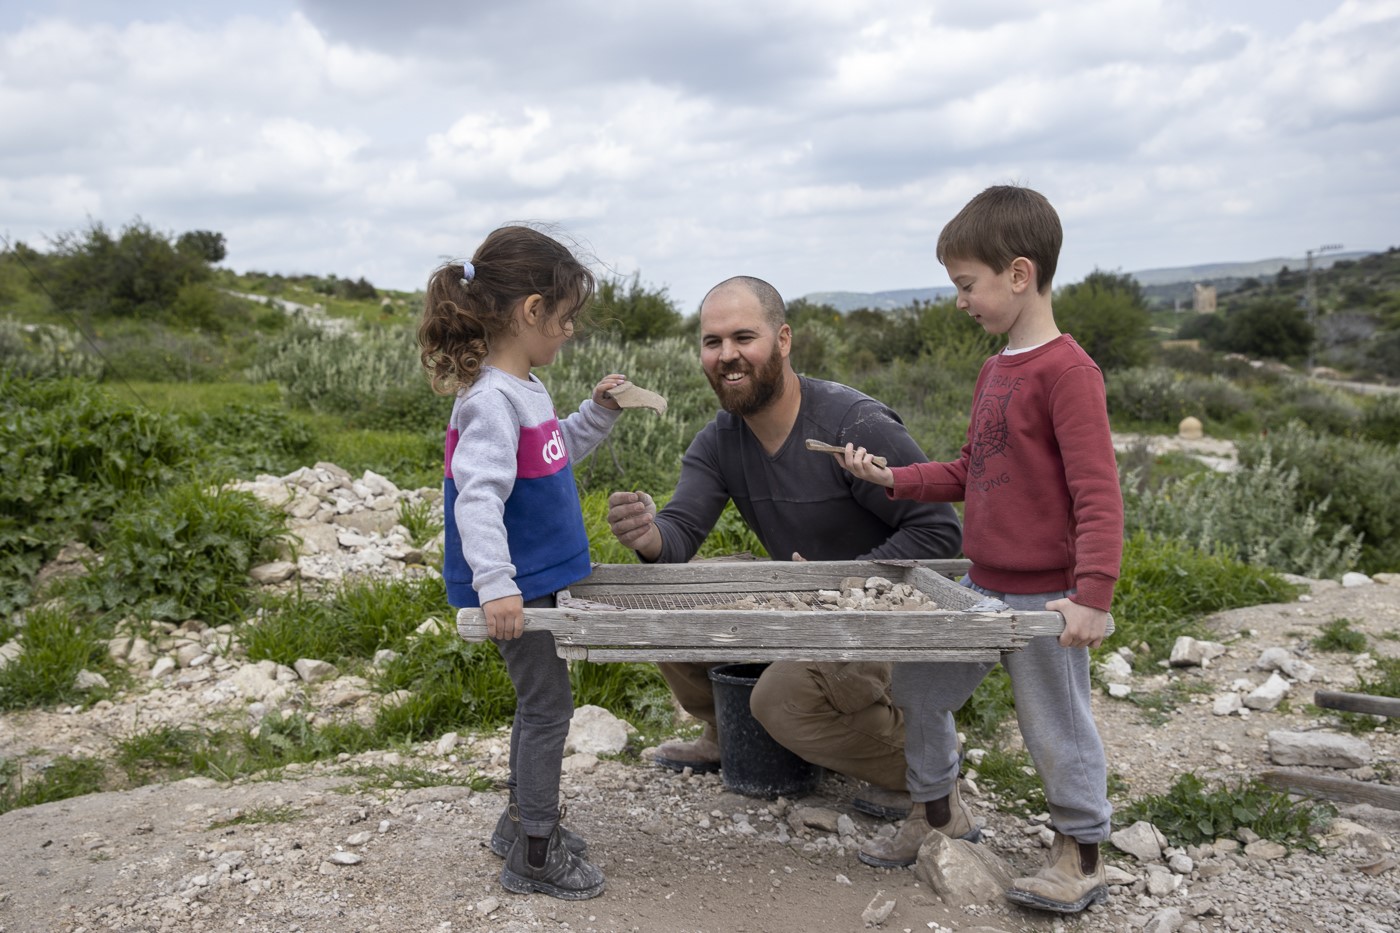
[658, 660, 907, 790]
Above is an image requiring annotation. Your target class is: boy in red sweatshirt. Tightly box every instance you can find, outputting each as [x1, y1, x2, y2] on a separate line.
[831, 185, 1122, 914]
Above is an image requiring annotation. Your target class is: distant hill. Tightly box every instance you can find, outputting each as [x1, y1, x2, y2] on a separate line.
[801, 252, 1376, 313]
[1127, 251, 1373, 287]
[799, 286, 955, 313]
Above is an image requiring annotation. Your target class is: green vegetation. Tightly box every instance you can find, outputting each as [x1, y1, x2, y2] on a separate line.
[111, 713, 380, 784]
[241, 576, 446, 667]
[1120, 772, 1332, 851]
[0, 603, 113, 710]
[1172, 247, 1400, 379]
[207, 804, 303, 829]
[1123, 450, 1363, 579]
[339, 763, 493, 793]
[1109, 532, 1299, 668]
[1313, 618, 1368, 654]
[0, 755, 108, 816]
[73, 481, 286, 627]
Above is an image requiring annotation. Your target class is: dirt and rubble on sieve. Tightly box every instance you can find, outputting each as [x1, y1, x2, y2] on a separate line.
[2, 466, 1398, 933]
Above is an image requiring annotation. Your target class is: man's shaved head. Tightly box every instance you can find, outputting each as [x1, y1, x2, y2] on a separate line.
[701, 276, 786, 331]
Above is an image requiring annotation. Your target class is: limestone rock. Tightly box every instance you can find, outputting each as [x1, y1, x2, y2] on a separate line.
[913, 830, 1014, 908]
[1213, 692, 1244, 716]
[565, 704, 631, 756]
[1243, 672, 1290, 711]
[1254, 647, 1318, 682]
[294, 658, 339, 684]
[1268, 730, 1373, 769]
[1099, 653, 1133, 683]
[74, 669, 109, 691]
[1170, 636, 1227, 668]
[248, 561, 298, 585]
[1111, 820, 1167, 861]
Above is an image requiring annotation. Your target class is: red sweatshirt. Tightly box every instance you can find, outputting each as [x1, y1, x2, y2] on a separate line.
[888, 335, 1123, 611]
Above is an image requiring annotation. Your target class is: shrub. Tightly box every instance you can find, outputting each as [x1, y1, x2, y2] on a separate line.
[0, 317, 103, 381]
[1054, 270, 1153, 372]
[1178, 374, 1256, 430]
[73, 481, 286, 626]
[97, 321, 236, 384]
[1123, 451, 1363, 578]
[46, 219, 215, 321]
[1359, 393, 1400, 444]
[1269, 381, 1362, 437]
[186, 403, 317, 477]
[549, 336, 715, 495]
[1239, 423, 1400, 574]
[246, 325, 426, 423]
[0, 376, 193, 613]
[850, 353, 981, 459]
[1107, 367, 1190, 429]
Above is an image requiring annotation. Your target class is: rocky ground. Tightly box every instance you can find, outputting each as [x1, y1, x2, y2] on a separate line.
[2, 464, 1398, 933]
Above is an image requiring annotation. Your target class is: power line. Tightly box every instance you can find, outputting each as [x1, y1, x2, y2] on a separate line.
[0, 230, 148, 408]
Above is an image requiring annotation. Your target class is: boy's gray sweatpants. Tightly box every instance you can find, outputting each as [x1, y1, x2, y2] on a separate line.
[493, 595, 574, 839]
[893, 582, 1112, 843]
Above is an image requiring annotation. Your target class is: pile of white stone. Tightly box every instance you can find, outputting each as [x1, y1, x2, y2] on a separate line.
[229, 462, 444, 588]
[705, 576, 940, 612]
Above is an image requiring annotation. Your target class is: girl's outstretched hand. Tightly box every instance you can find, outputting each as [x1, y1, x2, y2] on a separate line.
[837, 443, 895, 488]
[593, 373, 628, 410]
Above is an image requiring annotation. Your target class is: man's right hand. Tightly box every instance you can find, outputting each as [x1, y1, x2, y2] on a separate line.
[607, 490, 662, 560]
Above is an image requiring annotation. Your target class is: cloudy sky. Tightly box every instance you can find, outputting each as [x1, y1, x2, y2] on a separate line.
[2, 1, 1397, 310]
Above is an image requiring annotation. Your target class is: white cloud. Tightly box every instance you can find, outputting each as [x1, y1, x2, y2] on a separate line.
[0, 0, 1396, 308]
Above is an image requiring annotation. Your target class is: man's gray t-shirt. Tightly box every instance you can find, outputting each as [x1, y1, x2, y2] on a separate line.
[653, 376, 963, 562]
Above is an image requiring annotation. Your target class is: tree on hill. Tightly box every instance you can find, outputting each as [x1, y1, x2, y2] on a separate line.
[1221, 297, 1313, 363]
[1054, 269, 1152, 371]
[176, 230, 227, 264]
[590, 273, 681, 341]
[46, 219, 220, 323]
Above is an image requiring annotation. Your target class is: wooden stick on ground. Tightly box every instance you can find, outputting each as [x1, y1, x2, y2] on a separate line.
[1258, 769, 1400, 811]
[1314, 690, 1400, 720]
[804, 439, 887, 468]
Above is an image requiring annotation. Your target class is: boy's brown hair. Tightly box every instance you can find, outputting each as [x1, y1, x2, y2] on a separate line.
[936, 185, 1062, 294]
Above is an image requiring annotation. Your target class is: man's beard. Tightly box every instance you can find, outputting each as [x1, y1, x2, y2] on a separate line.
[706, 343, 785, 417]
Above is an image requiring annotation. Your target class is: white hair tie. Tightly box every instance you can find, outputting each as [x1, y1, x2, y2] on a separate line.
[460, 261, 476, 285]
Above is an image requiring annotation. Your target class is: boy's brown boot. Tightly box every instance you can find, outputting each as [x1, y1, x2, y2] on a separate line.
[1005, 832, 1108, 913]
[857, 783, 981, 868]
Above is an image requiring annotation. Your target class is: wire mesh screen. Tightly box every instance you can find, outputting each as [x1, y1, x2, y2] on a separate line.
[564, 590, 814, 611]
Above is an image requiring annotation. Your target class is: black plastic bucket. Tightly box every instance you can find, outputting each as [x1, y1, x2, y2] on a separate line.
[709, 662, 822, 799]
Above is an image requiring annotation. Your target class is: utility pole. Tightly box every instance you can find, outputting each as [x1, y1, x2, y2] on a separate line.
[1305, 243, 1343, 372]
